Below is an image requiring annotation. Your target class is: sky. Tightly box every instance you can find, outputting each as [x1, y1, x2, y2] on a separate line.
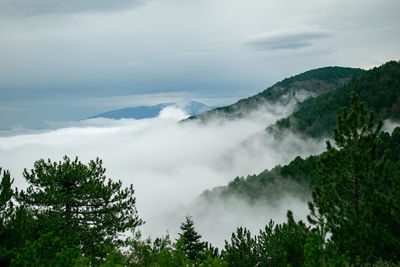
[0, 0, 399, 129]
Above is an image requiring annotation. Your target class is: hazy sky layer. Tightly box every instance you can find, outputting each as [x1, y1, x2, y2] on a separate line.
[0, 0, 399, 128]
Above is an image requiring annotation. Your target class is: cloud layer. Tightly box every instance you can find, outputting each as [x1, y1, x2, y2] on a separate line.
[0, 0, 147, 17]
[0, 104, 326, 246]
[245, 30, 331, 50]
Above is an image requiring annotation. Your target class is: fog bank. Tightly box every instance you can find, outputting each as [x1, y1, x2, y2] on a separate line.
[0, 103, 326, 246]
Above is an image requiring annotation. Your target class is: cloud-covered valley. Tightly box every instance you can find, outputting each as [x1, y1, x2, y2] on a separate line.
[0, 103, 326, 247]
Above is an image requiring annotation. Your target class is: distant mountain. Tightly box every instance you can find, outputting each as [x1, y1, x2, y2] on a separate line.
[88, 101, 212, 120]
[189, 66, 364, 121]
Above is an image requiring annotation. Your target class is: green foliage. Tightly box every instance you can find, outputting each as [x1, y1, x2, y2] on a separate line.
[223, 211, 310, 267]
[11, 232, 81, 267]
[2, 207, 39, 265]
[123, 231, 175, 266]
[274, 61, 400, 138]
[304, 231, 350, 267]
[0, 169, 13, 226]
[310, 92, 400, 263]
[201, 154, 319, 205]
[257, 210, 310, 267]
[305, 203, 350, 267]
[0, 170, 39, 266]
[18, 156, 143, 264]
[0, 169, 14, 265]
[223, 227, 258, 267]
[178, 216, 206, 261]
[123, 230, 224, 267]
[199, 249, 227, 267]
[205, 91, 400, 265]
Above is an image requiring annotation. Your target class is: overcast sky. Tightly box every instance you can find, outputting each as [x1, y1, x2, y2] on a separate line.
[0, 0, 399, 129]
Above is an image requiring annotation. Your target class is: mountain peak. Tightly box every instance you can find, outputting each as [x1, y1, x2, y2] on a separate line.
[88, 100, 212, 120]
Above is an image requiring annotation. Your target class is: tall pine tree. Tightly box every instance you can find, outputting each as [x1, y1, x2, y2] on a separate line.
[178, 216, 205, 261]
[309, 92, 400, 263]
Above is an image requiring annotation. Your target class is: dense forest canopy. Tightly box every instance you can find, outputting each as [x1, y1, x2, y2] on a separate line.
[273, 61, 400, 138]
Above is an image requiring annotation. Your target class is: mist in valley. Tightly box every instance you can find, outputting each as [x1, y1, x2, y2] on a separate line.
[0, 101, 327, 247]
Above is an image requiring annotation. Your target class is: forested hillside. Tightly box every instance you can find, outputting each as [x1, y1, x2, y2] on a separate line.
[201, 126, 400, 206]
[189, 66, 364, 121]
[272, 61, 400, 138]
[200, 61, 400, 205]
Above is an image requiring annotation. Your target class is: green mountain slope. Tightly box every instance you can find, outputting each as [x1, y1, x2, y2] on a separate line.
[200, 60, 400, 206]
[272, 61, 400, 138]
[189, 66, 364, 121]
[200, 154, 320, 204]
[201, 127, 400, 205]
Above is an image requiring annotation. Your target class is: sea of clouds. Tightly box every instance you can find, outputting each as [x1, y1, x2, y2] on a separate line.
[0, 102, 328, 247]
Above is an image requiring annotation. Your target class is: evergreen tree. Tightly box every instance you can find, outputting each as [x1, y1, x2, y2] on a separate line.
[310, 92, 400, 263]
[18, 156, 143, 264]
[0, 169, 13, 232]
[257, 210, 309, 266]
[178, 215, 205, 261]
[0, 169, 40, 266]
[11, 232, 82, 267]
[0, 169, 14, 265]
[223, 227, 258, 267]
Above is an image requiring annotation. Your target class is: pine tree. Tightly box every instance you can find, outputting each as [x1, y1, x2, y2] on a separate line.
[18, 156, 143, 264]
[257, 210, 309, 266]
[223, 227, 257, 267]
[310, 92, 400, 263]
[178, 215, 205, 261]
[0, 169, 14, 265]
[0, 169, 13, 231]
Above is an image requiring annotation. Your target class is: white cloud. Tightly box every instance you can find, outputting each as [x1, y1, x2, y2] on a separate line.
[0, 103, 326, 246]
[383, 119, 400, 133]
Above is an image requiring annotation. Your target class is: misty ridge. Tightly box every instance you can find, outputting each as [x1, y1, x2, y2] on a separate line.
[1, 60, 400, 265]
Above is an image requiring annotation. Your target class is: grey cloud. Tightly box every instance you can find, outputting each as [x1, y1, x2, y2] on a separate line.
[245, 30, 331, 51]
[0, 0, 147, 17]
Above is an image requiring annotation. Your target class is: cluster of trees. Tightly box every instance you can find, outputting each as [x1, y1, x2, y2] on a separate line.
[203, 127, 400, 207]
[0, 157, 143, 266]
[202, 93, 400, 266]
[200, 154, 320, 205]
[1, 93, 400, 266]
[274, 61, 400, 138]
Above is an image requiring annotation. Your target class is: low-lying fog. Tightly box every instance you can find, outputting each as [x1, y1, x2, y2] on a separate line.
[0, 103, 327, 247]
